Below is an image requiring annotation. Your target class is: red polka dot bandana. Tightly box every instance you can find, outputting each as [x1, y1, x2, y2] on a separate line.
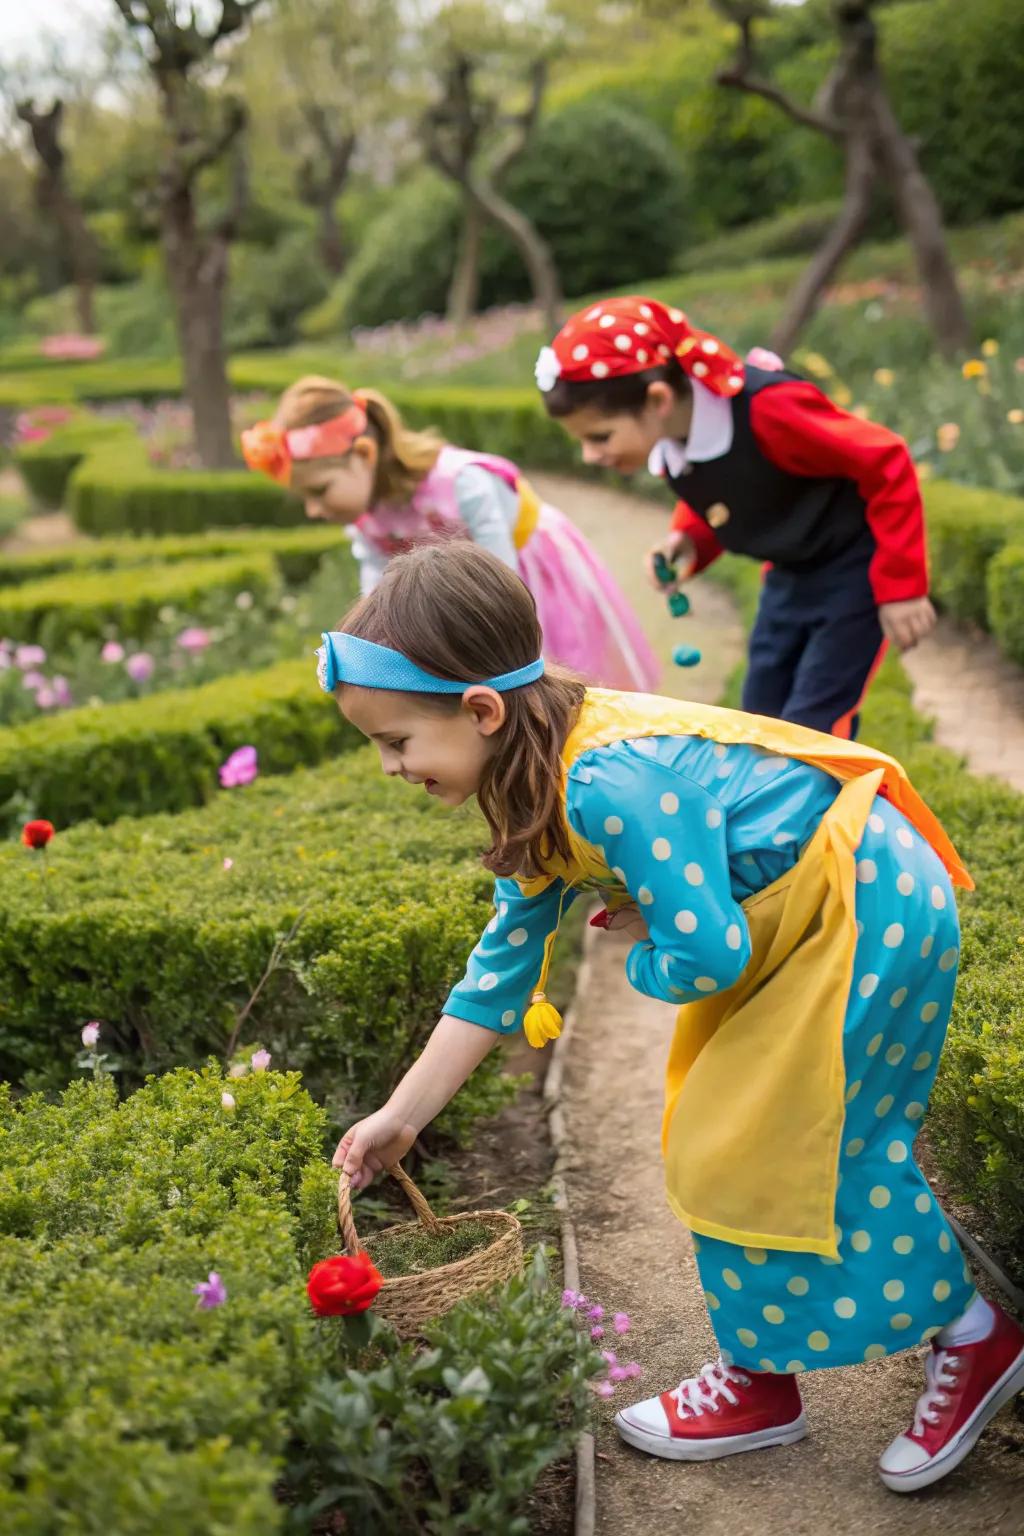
[536, 296, 745, 398]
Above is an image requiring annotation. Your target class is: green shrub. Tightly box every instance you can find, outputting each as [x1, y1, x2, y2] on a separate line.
[14, 416, 136, 506]
[0, 751, 502, 1131]
[70, 439, 301, 535]
[0, 656, 355, 832]
[708, 554, 1024, 1258]
[0, 553, 277, 648]
[0, 1070, 596, 1534]
[987, 542, 1024, 667]
[925, 479, 1024, 629]
[0, 523, 343, 589]
[674, 200, 847, 275]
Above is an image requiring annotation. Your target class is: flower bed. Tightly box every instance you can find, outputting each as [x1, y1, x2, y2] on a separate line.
[0, 1068, 597, 1534]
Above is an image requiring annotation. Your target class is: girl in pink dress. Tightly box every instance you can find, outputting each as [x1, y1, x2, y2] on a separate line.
[241, 375, 659, 692]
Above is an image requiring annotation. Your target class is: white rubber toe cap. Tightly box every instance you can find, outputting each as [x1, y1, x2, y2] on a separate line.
[878, 1433, 930, 1475]
[615, 1392, 671, 1438]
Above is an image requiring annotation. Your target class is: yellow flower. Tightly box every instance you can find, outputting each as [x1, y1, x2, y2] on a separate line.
[916, 462, 934, 480]
[796, 351, 833, 380]
[936, 422, 961, 453]
[962, 359, 987, 379]
[873, 368, 895, 387]
[1008, 408, 1024, 425]
[832, 383, 853, 407]
[981, 338, 999, 357]
[852, 404, 871, 420]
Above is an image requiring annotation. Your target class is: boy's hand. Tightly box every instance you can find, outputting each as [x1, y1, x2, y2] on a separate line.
[879, 596, 936, 651]
[604, 902, 650, 943]
[644, 531, 697, 593]
[333, 1108, 418, 1190]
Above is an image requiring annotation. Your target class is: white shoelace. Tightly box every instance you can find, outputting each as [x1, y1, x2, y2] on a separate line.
[671, 1358, 751, 1419]
[912, 1348, 961, 1436]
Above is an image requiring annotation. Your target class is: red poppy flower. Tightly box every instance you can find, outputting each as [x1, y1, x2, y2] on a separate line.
[307, 1250, 383, 1317]
[22, 819, 55, 849]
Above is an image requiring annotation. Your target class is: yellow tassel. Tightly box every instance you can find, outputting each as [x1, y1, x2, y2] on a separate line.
[524, 992, 563, 1049]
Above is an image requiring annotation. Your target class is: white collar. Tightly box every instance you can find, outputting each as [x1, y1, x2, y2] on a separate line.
[647, 379, 734, 478]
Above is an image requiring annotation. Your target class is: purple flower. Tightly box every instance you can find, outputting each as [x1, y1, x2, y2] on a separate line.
[81, 1022, 100, 1048]
[588, 1304, 604, 1320]
[126, 651, 155, 683]
[561, 1288, 579, 1308]
[250, 1048, 271, 1072]
[594, 1380, 615, 1399]
[22, 671, 45, 690]
[219, 745, 258, 789]
[193, 1271, 227, 1309]
[601, 1349, 617, 1365]
[15, 644, 46, 668]
[590, 1325, 604, 1340]
[35, 687, 58, 710]
[613, 1312, 631, 1335]
[101, 641, 125, 663]
[177, 627, 212, 653]
[609, 1364, 630, 1382]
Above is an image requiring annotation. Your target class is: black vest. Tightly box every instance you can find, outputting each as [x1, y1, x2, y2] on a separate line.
[664, 366, 869, 573]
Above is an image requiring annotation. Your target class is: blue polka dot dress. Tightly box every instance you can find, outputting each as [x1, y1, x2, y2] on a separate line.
[444, 735, 975, 1371]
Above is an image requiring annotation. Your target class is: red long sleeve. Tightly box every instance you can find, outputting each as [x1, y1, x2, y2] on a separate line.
[749, 381, 929, 605]
[669, 499, 724, 572]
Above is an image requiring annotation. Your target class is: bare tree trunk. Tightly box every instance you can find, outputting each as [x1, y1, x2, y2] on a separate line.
[447, 199, 483, 326]
[770, 134, 875, 357]
[869, 93, 971, 358]
[161, 188, 236, 469]
[317, 198, 346, 277]
[466, 176, 561, 334]
[16, 100, 98, 334]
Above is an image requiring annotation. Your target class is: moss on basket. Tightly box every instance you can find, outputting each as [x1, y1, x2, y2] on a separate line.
[365, 1220, 494, 1278]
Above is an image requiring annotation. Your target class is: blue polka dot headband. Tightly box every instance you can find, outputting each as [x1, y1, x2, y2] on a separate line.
[316, 632, 545, 694]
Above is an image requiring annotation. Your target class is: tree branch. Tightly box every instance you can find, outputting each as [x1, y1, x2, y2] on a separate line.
[491, 57, 546, 182]
[717, 14, 842, 140]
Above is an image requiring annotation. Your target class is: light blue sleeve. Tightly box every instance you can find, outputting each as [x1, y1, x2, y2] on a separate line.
[443, 874, 575, 1033]
[347, 528, 390, 595]
[566, 741, 752, 1004]
[452, 465, 520, 573]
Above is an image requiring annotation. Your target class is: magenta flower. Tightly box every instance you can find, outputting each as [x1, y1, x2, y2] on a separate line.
[219, 745, 258, 789]
[591, 1325, 605, 1340]
[251, 1048, 271, 1072]
[588, 1304, 604, 1320]
[101, 641, 125, 663]
[35, 687, 58, 710]
[52, 676, 72, 707]
[594, 1380, 615, 1399]
[81, 1022, 100, 1048]
[15, 644, 46, 668]
[193, 1271, 227, 1309]
[601, 1349, 617, 1365]
[222, 856, 234, 871]
[561, 1288, 579, 1308]
[22, 671, 45, 690]
[613, 1312, 631, 1335]
[177, 627, 212, 653]
[126, 651, 155, 683]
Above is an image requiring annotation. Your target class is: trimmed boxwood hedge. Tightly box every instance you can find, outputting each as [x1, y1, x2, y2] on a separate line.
[711, 554, 1024, 1261]
[0, 523, 344, 589]
[14, 417, 137, 506]
[986, 541, 1024, 668]
[0, 656, 354, 830]
[0, 1069, 596, 1534]
[0, 552, 277, 648]
[924, 478, 1024, 631]
[0, 750, 499, 1130]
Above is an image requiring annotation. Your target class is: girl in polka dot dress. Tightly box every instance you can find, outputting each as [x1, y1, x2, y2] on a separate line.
[241, 374, 659, 692]
[326, 542, 1024, 1496]
[535, 296, 936, 740]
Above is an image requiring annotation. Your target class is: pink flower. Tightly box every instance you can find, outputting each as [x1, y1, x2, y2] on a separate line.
[193, 1271, 227, 1309]
[39, 333, 105, 360]
[228, 1062, 247, 1079]
[250, 1049, 271, 1072]
[222, 857, 234, 871]
[35, 687, 58, 710]
[52, 676, 72, 707]
[101, 641, 125, 663]
[601, 1349, 617, 1365]
[177, 627, 212, 653]
[591, 1325, 605, 1340]
[746, 345, 784, 371]
[81, 1022, 100, 1048]
[613, 1312, 631, 1335]
[221, 1091, 236, 1110]
[594, 1380, 615, 1399]
[588, 1304, 605, 1320]
[219, 745, 258, 788]
[22, 671, 45, 690]
[15, 644, 46, 668]
[609, 1364, 630, 1382]
[125, 651, 155, 683]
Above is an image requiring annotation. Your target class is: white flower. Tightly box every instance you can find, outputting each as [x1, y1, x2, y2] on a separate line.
[221, 1091, 236, 1110]
[228, 1062, 248, 1078]
[251, 1049, 271, 1072]
[81, 1022, 100, 1048]
[534, 345, 562, 393]
[315, 645, 328, 691]
[235, 590, 254, 611]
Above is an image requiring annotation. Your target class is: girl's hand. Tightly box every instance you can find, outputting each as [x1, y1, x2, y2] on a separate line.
[644, 531, 697, 593]
[879, 596, 936, 651]
[333, 1107, 419, 1190]
[604, 902, 650, 943]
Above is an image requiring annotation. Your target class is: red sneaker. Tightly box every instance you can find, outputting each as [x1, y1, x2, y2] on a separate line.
[614, 1357, 807, 1462]
[879, 1304, 1024, 1493]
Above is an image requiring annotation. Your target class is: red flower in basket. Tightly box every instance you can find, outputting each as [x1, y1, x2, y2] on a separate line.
[22, 819, 55, 849]
[307, 1250, 383, 1317]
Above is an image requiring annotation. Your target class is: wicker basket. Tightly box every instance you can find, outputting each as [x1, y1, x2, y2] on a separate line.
[337, 1161, 523, 1338]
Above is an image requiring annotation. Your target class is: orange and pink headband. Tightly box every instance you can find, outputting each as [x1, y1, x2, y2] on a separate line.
[535, 296, 744, 398]
[240, 399, 368, 487]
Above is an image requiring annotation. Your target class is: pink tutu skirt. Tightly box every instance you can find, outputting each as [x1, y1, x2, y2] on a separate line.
[518, 504, 660, 691]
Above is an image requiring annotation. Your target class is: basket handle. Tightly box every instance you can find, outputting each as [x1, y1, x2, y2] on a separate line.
[337, 1160, 444, 1256]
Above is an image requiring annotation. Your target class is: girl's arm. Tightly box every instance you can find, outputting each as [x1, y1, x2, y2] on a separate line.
[334, 1014, 499, 1187]
[453, 464, 521, 572]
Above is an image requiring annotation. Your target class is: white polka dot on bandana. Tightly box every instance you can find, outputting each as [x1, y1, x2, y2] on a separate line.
[572, 344, 588, 361]
[636, 349, 648, 363]
[692, 360, 709, 377]
[615, 334, 632, 351]
[586, 306, 602, 320]
[669, 307, 684, 322]
[591, 361, 609, 378]
[634, 322, 649, 335]
[702, 338, 719, 354]
[640, 304, 653, 319]
[599, 314, 615, 329]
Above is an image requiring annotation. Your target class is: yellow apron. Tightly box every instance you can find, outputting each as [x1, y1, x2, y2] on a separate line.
[520, 689, 971, 1258]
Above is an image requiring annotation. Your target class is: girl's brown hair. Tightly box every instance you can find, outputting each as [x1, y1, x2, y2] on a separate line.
[339, 542, 585, 879]
[542, 357, 692, 418]
[274, 374, 443, 503]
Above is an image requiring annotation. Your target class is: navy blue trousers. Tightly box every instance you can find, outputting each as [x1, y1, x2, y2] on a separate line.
[741, 535, 886, 740]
